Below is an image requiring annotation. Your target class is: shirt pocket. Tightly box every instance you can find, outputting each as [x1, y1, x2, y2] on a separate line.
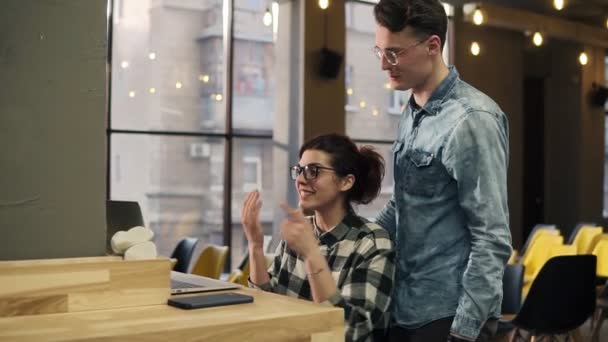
[404, 149, 444, 197]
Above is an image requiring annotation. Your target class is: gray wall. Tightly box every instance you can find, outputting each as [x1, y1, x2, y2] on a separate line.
[0, 0, 107, 260]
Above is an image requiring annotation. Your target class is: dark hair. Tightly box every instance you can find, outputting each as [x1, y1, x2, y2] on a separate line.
[299, 134, 385, 205]
[374, 0, 447, 49]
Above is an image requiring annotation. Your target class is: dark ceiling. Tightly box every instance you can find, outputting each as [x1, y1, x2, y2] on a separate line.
[445, 0, 608, 28]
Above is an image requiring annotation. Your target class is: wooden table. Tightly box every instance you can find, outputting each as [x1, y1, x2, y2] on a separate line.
[0, 287, 345, 341]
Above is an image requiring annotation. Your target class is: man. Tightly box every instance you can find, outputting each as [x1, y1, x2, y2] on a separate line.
[372, 1, 512, 341]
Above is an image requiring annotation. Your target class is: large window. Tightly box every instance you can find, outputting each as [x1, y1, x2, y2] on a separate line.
[109, 0, 280, 268]
[344, 0, 452, 219]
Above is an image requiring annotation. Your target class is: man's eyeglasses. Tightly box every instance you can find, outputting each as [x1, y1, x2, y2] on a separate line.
[373, 39, 426, 66]
[290, 164, 336, 180]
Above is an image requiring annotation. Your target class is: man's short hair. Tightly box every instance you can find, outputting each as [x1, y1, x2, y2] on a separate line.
[374, 0, 447, 50]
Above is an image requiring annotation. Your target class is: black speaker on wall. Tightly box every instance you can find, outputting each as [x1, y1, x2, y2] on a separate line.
[319, 47, 343, 79]
[590, 83, 608, 107]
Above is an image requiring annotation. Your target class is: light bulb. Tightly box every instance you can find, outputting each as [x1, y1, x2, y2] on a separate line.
[473, 8, 484, 26]
[532, 32, 543, 47]
[553, 0, 564, 11]
[148, 52, 156, 60]
[346, 88, 353, 95]
[128, 91, 135, 98]
[175, 82, 182, 89]
[579, 52, 588, 66]
[263, 9, 272, 26]
[470, 42, 480, 56]
[318, 0, 329, 10]
[359, 101, 367, 108]
[372, 108, 379, 116]
[121, 61, 129, 69]
[149, 87, 156, 94]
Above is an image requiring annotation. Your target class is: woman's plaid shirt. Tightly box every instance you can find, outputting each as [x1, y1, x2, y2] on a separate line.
[250, 212, 395, 342]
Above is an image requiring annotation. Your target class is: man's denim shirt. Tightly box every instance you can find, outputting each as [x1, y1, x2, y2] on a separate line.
[376, 66, 512, 339]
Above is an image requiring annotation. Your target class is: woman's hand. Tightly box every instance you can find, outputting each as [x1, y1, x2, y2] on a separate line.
[241, 191, 264, 250]
[279, 203, 319, 260]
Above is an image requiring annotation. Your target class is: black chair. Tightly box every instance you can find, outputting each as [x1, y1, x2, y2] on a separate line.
[497, 264, 524, 336]
[170, 237, 199, 273]
[591, 280, 608, 342]
[567, 222, 597, 244]
[106, 200, 145, 253]
[509, 255, 597, 341]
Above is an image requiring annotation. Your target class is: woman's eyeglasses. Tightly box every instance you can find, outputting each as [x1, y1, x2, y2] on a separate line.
[290, 164, 336, 180]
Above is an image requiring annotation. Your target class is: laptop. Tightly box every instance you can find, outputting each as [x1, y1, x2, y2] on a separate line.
[170, 271, 240, 295]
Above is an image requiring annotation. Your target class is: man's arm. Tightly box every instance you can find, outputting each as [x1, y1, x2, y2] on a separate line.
[443, 110, 512, 340]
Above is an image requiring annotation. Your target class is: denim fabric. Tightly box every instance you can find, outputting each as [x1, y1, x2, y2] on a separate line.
[376, 66, 512, 340]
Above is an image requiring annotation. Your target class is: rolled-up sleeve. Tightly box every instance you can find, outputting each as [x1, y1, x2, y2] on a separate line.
[443, 110, 512, 339]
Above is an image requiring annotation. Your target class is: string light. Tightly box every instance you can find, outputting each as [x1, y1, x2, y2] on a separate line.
[318, 0, 329, 10]
[359, 101, 367, 108]
[121, 61, 129, 69]
[470, 42, 481, 56]
[175, 82, 183, 89]
[263, 7, 272, 26]
[553, 0, 564, 11]
[149, 87, 156, 94]
[346, 88, 353, 95]
[372, 108, 379, 116]
[199, 74, 210, 83]
[148, 52, 156, 60]
[215, 94, 223, 101]
[128, 91, 135, 98]
[473, 7, 484, 26]
[579, 52, 588, 66]
[384, 83, 392, 89]
[532, 32, 543, 47]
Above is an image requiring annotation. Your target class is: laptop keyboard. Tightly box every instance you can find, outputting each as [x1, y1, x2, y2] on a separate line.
[171, 279, 205, 289]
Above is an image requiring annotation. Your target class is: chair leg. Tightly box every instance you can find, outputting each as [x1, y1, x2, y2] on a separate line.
[567, 328, 583, 342]
[591, 311, 605, 342]
[509, 328, 518, 342]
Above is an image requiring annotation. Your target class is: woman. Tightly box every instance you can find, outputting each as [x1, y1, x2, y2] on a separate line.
[242, 133, 395, 342]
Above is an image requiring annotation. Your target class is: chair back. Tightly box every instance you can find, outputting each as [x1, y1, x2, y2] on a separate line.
[520, 224, 557, 257]
[106, 200, 144, 253]
[502, 263, 524, 315]
[513, 255, 597, 334]
[522, 234, 563, 278]
[191, 244, 229, 279]
[567, 222, 597, 244]
[572, 226, 603, 254]
[170, 237, 199, 273]
[592, 240, 608, 278]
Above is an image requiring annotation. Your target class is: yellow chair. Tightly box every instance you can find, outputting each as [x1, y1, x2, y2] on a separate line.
[592, 240, 608, 278]
[517, 229, 561, 264]
[522, 241, 574, 296]
[521, 234, 564, 284]
[228, 253, 275, 286]
[572, 226, 603, 254]
[191, 244, 229, 279]
[588, 233, 608, 257]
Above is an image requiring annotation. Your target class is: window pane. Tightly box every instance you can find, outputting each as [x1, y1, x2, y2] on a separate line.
[345, 2, 400, 141]
[345, 1, 452, 141]
[110, 134, 225, 263]
[232, 0, 276, 134]
[231, 138, 275, 267]
[354, 143, 394, 220]
[111, 0, 226, 133]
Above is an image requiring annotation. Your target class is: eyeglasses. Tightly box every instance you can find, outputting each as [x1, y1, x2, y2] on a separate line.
[290, 164, 336, 180]
[373, 39, 426, 66]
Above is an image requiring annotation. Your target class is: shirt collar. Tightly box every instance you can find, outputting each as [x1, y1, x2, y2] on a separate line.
[408, 65, 459, 116]
[312, 210, 359, 248]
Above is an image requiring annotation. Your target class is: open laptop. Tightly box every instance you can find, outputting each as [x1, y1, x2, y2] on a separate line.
[170, 271, 240, 295]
